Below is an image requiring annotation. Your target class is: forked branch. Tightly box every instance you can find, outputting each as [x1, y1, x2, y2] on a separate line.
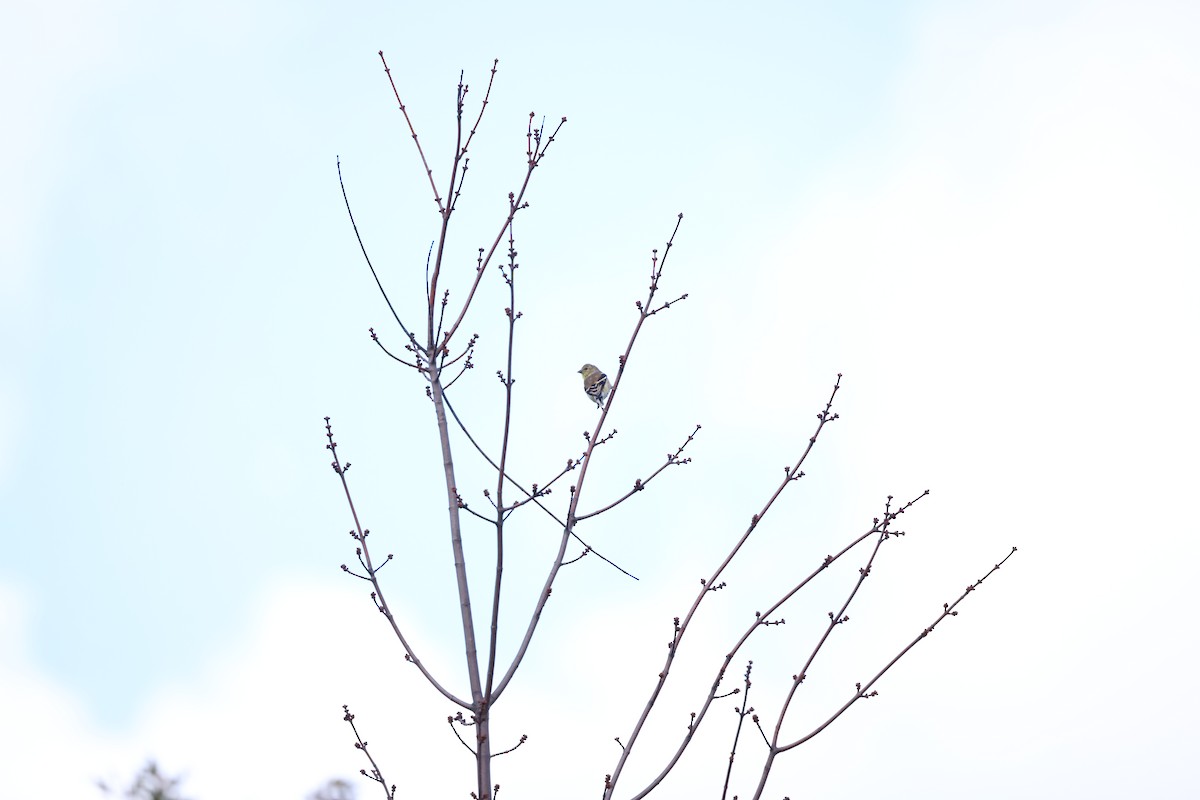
[607, 377, 842, 799]
[325, 418, 469, 708]
[577, 425, 700, 520]
[746, 546, 1019, 799]
[487, 215, 687, 702]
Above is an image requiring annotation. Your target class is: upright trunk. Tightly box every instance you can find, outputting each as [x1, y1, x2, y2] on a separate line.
[429, 367, 490, 795]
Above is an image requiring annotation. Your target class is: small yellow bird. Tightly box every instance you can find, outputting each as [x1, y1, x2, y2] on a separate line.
[578, 363, 611, 408]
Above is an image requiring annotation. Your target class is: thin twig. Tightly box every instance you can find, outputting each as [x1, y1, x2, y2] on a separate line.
[493, 733, 529, 758]
[325, 418, 469, 708]
[745, 546, 1019, 800]
[608, 376, 841, 800]
[447, 711, 478, 755]
[720, 663, 754, 800]
[460, 58, 499, 157]
[440, 393, 638, 580]
[492, 217, 685, 707]
[439, 115, 567, 347]
[780, 545, 1019, 753]
[624, 489, 925, 800]
[379, 51, 443, 212]
[337, 157, 418, 348]
[369, 328, 422, 370]
[576, 425, 700, 520]
[485, 214, 521, 702]
[343, 705, 397, 800]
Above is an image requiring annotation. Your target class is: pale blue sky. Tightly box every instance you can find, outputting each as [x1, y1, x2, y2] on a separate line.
[2, 1, 1198, 798]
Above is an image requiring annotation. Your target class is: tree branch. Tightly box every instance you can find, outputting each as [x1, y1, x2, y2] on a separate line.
[325, 419, 470, 707]
[576, 425, 700, 520]
[608, 375, 841, 800]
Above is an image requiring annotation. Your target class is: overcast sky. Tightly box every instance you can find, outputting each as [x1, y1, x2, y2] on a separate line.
[2, 1, 1198, 798]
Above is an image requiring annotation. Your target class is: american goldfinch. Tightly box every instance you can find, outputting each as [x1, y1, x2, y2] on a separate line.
[578, 363, 611, 408]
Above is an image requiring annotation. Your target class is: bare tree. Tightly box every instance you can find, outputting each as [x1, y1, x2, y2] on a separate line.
[308, 778, 356, 800]
[325, 54, 1016, 800]
[97, 761, 191, 800]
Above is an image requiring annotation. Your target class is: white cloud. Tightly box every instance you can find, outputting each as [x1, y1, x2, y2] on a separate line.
[0, 583, 127, 797]
[0, 577, 470, 799]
